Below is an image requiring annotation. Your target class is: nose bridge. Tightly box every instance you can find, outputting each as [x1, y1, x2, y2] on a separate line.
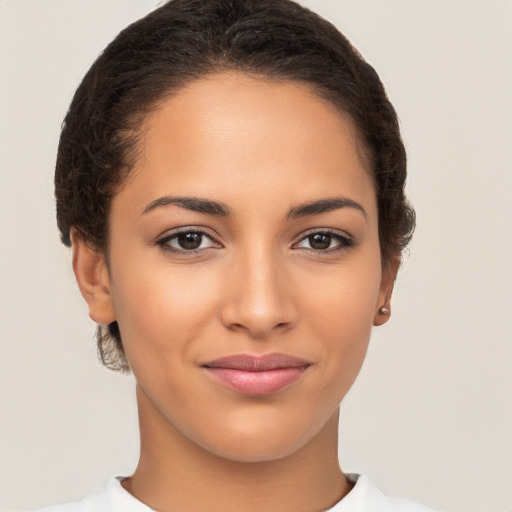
[220, 238, 297, 337]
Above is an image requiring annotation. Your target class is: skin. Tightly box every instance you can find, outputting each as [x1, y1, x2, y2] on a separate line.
[72, 71, 396, 512]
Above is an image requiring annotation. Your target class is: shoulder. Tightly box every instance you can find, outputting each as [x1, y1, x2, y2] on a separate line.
[327, 473, 438, 512]
[31, 477, 153, 512]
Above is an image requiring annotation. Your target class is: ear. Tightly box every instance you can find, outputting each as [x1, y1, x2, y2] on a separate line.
[373, 253, 400, 326]
[70, 228, 116, 325]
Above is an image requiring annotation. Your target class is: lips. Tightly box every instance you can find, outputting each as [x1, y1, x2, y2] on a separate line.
[201, 353, 311, 395]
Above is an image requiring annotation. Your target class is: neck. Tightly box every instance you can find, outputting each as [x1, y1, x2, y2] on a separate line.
[122, 384, 351, 512]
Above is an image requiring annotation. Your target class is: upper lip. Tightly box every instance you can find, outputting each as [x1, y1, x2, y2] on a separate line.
[202, 353, 311, 371]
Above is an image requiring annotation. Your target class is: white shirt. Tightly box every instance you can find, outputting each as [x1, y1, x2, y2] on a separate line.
[33, 473, 436, 511]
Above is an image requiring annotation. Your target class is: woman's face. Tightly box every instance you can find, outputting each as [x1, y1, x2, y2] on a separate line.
[92, 72, 393, 462]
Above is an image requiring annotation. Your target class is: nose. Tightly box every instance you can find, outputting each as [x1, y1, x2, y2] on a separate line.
[219, 247, 299, 339]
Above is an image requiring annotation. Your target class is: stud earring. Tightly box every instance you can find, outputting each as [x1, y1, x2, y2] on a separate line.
[379, 307, 390, 315]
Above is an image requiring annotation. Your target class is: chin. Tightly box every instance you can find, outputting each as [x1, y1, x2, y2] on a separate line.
[204, 434, 308, 464]
[191, 410, 336, 464]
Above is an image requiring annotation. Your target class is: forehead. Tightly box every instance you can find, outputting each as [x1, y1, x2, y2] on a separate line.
[119, 71, 376, 218]
[142, 72, 367, 163]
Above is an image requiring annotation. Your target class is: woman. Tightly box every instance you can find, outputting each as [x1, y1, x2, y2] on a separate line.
[35, 0, 434, 510]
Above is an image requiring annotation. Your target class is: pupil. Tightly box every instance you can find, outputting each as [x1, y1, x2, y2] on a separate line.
[310, 233, 331, 250]
[178, 232, 202, 250]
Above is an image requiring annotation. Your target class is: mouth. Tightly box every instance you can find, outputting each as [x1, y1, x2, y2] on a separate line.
[201, 353, 311, 396]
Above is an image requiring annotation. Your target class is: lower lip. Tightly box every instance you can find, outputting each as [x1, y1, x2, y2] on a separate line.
[203, 366, 309, 396]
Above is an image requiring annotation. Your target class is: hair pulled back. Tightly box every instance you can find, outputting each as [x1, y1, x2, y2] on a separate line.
[55, 0, 415, 374]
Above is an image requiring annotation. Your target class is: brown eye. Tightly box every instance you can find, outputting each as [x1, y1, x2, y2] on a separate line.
[295, 230, 354, 252]
[157, 229, 220, 253]
[177, 232, 203, 250]
[308, 233, 332, 250]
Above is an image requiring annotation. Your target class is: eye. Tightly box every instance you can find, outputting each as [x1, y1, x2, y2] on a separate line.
[294, 230, 354, 252]
[156, 229, 221, 254]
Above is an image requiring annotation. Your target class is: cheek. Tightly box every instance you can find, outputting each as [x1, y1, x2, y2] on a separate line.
[110, 261, 223, 360]
[300, 255, 382, 387]
[304, 254, 382, 331]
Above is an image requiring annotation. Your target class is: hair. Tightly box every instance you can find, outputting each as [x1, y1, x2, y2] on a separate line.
[55, 0, 415, 374]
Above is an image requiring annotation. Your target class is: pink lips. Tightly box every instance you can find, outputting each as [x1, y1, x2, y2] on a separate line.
[201, 353, 311, 396]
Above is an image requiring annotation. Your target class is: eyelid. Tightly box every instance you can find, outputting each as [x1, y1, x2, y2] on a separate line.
[293, 228, 355, 252]
[155, 226, 355, 255]
[156, 226, 223, 254]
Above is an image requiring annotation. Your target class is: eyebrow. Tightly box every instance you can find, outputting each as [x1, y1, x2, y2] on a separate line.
[286, 197, 367, 220]
[143, 196, 231, 216]
[142, 195, 366, 220]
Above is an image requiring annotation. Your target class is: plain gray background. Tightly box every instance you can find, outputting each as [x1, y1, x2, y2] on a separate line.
[1, 1, 511, 511]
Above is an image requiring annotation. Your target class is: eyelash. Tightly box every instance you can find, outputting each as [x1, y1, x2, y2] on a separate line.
[155, 227, 355, 256]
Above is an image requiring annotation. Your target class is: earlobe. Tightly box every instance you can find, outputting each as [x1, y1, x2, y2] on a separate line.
[70, 228, 116, 325]
[373, 253, 400, 327]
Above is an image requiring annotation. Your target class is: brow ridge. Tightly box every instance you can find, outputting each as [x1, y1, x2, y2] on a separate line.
[142, 196, 231, 216]
[142, 195, 366, 219]
[287, 196, 367, 219]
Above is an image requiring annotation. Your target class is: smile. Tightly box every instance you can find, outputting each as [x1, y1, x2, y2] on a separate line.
[201, 353, 311, 396]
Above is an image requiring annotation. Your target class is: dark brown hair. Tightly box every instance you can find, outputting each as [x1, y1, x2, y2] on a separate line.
[55, 0, 415, 374]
